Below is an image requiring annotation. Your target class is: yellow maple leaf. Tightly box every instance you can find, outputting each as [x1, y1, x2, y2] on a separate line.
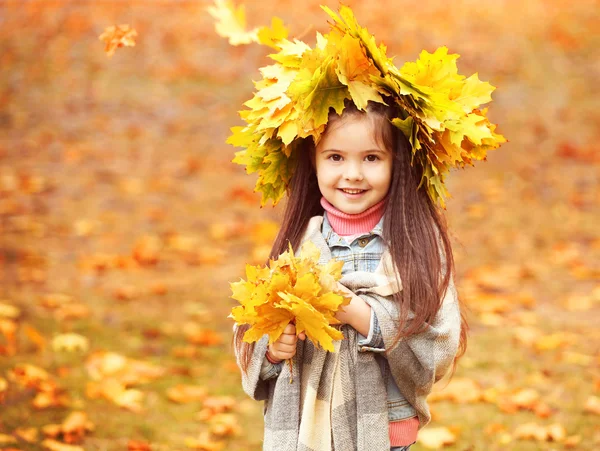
[166, 384, 208, 404]
[276, 292, 343, 352]
[0, 301, 20, 319]
[229, 241, 350, 351]
[257, 17, 289, 49]
[418, 426, 458, 448]
[184, 431, 225, 451]
[0, 377, 7, 403]
[289, 57, 350, 129]
[40, 439, 85, 451]
[52, 333, 89, 353]
[334, 33, 383, 110]
[207, 0, 258, 46]
[98, 24, 137, 57]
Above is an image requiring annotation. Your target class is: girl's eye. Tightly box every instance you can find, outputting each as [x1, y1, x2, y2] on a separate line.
[365, 155, 379, 162]
[328, 154, 342, 162]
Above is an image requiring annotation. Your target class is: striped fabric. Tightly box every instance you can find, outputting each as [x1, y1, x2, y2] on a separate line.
[235, 215, 462, 450]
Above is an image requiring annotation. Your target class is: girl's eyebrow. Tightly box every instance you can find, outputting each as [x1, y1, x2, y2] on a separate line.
[320, 148, 387, 153]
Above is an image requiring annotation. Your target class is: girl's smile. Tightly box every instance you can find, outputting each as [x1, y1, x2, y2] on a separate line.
[315, 115, 393, 215]
[338, 188, 368, 198]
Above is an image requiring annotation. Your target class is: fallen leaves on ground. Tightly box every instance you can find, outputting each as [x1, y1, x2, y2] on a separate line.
[166, 384, 208, 404]
[6, 364, 70, 409]
[513, 422, 566, 442]
[2, 0, 599, 449]
[99, 24, 137, 57]
[417, 426, 458, 448]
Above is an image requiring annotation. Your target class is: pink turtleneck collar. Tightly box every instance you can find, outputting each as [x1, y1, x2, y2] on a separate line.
[320, 196, 386, 236]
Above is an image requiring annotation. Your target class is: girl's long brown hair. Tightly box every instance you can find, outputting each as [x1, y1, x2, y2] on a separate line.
[233, 99, 468, 375]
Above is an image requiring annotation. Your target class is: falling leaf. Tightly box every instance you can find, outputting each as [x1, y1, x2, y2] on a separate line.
[418, 426, 458, 449]
[99, 24, 137, 57]
[52, 333, 89, 353]
[207, 0, 258, 46]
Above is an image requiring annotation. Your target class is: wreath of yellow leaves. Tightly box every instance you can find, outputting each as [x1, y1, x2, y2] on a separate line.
[223, 4, 506, 207]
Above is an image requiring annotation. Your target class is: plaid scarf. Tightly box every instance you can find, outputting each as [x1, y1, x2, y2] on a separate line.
[236, 216, 461, 451]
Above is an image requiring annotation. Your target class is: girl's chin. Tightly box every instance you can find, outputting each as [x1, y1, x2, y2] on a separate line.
[331, 200, 371, 215]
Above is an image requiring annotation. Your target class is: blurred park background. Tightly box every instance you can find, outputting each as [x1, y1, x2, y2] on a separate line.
[1, 0, 599, 449]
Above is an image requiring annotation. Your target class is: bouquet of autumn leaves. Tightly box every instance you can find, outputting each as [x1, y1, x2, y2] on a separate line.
[229, 241, 351, 376]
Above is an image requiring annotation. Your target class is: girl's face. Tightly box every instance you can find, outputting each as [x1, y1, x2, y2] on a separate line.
[315, 114, 393, 215]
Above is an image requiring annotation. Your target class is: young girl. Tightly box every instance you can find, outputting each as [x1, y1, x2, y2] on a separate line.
[233, 99, 467, 451]
[227, 5, 505, 448]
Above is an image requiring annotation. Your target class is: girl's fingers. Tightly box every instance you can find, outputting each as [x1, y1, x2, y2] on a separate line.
[271, 349, 295, 360]
[298, 332, 306, 340]
[279, 334, 297, 345]
[283, 323, 296, 334]
[276, 342, 296, 352]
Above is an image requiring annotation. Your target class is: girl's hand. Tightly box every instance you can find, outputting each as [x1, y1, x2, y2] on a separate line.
[334, 282, 372, 336]
[335, 282, 358, 325]
[267, 323, 306, 363]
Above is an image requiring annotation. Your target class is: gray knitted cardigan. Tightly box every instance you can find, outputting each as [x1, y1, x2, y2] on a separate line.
[235, 216, 461, 451]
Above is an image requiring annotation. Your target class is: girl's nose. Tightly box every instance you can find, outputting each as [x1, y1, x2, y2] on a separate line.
[343, 163, 364, 181]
